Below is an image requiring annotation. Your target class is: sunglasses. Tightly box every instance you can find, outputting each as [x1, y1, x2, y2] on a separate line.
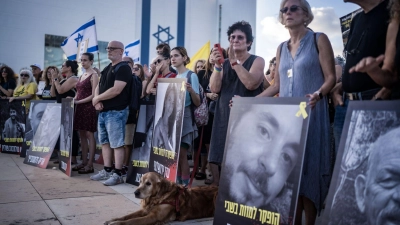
[229, 35, 245, 41]
[155, 58, 165, 65]
[280, 5, 301, 14]
[20, 74, 29, 77]
[105, 47, 122, 51]
[133, 68, 139, 71]
[1, 70, 7, 73]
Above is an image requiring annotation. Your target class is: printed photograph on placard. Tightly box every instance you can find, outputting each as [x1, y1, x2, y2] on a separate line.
[21, 100, 55, 157]
[0, 99, 26, 154]
[24, 103, 61, 168]
[126, 103, 155, 185]
[214, 97, 311, 225]
[322, 101, 400, 225]
[149, 79, 186, 182]
[59, 98, 74, 176]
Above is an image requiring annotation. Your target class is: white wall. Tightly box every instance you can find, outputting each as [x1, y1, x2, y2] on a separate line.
[0, 0, 138, 72]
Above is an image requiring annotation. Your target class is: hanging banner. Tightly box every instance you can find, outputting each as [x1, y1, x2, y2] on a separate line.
[0, 99, 25, 154]
[149, 79, 186, 182]
[214, 97, 311, 225]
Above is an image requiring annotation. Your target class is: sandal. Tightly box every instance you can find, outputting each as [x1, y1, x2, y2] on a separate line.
[78, 165, 94, 174]
[72, 164, 86, 171]
[195, 172, 206, 180]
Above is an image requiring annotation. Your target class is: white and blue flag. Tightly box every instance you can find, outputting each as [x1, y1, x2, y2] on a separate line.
[124, 39, 141, 63]
[61, 18, 98, 60]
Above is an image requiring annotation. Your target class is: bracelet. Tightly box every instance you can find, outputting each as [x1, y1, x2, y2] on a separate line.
[214, 66, 222, 72]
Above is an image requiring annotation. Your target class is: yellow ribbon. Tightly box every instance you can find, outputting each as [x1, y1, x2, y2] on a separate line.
[296, 102, 308, 119]
[181, 81, 186, 92]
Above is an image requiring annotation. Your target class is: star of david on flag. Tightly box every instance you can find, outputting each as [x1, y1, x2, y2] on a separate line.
[61, 17, 98, 60]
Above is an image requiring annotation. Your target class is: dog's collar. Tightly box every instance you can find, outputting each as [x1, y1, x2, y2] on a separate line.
[160, 186, 185, 219]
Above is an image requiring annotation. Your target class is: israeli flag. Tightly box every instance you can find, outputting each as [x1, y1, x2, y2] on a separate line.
[124, 39, 141, 63]
[61, 18, 98, 60]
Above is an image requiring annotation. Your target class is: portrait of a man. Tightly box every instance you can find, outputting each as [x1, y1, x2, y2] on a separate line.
[354, 127, 400, 225]
[2, 104, 25, 139]
[25, 101, 48, 141]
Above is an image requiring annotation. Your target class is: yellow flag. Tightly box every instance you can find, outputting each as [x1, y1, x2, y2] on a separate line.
[186, 41, 210, 71]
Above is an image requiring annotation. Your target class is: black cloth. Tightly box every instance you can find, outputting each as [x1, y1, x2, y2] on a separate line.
[99, 62, 132, 111]
[41, 85, 56, 100]
[392, 25, 400, 99]
[55, 78, 76, 103]
[0, 79, 16, 97]
[342, 0, 389, 93]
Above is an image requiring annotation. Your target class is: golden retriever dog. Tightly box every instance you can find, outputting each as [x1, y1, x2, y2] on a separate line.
[104, 172, 218, 225]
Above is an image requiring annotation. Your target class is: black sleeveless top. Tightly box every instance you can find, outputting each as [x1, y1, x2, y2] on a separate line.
[55, 77, 76, 103]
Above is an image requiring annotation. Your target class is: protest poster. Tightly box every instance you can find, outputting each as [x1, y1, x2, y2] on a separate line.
[340, 8, 362, 48]
[21, 100, 55, 157]
[126, 102, 155, 185]
[322, 101, 400, 225]
[58, 98, 74, 176]
[214, 97, 311, 225]
[24, 104, 61, 168]
[149, 79, 186, 182]
[0, 99, 25, 154]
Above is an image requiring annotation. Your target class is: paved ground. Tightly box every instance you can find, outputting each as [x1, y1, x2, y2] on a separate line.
[0, 153, 213, 225]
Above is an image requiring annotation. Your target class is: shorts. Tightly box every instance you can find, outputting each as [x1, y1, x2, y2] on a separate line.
[98, 107, 129, 149]
[124, 123, 136, 145]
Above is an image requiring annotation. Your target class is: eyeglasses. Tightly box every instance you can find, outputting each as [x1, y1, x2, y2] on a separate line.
[270, 62, 276, 66]
[155, 58, 165, 65]
[133, 68, 139, 71]
[1, 70, 7, 73]
[229, 35, 245, 41]
[280, 5, 301, 14]
[105, 47, 122, 51]
[20, 74, 29, 77]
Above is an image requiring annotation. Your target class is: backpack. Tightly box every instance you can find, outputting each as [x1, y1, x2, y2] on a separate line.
[106, 62, 143, 111]
[186, 71, 209, 127]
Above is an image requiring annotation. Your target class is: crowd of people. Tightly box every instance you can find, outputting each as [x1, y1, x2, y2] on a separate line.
[1, 0, 400, 224]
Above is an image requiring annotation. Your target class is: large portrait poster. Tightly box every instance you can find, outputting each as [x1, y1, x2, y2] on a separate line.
[149, 78, 186, 182]
[214, 97, 311, 225]
[24, 104, 61, 168]
[340, 8, 362, 48]
[21, 100, 55, 158]
[0, 99, 26, 154]
[126, 102, 155, 186]
[322, 101, 400, 225]
[59, 98, 74, 176]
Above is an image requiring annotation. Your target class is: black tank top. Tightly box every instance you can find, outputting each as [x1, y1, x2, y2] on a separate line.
[55, 76, 77, 103]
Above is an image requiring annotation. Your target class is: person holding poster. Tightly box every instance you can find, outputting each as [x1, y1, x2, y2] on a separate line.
[258, 0, 336, 224]
[170, 46, 201, 186]
[8, 69, 38, 113]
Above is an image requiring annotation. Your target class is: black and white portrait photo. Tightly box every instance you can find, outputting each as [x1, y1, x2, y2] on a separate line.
[0, 100, 26, 154]
[323, 101, 400, 225]
[214, 97, 310, 225]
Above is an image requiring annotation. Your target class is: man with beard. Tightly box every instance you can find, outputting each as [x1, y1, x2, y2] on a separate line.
[2, 104, 24, 140]
[354, 127, 400, 225]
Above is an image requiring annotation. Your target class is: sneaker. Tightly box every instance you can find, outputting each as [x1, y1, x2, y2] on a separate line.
[90, 169, 112, 181]
[102, 173, 124, 186]
[121, 166, 128, 177]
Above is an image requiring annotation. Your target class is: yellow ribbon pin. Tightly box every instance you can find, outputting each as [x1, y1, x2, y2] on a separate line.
[181, 81, 186, 92]
[296, 102, 308, 119]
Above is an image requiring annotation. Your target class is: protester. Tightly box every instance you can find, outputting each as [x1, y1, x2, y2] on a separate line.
[170, 46, 201, 186]
[146, 53, 176, 96]
[133, 63, 147, 98]
[0, 66, 16, 98]
[348, 0, 400, 99]
[257, 0, 336, 224]
[193, 59, 206, 74]
[40, 66, 58, 100]
[72, 53, 99, 174]
[90, 41, 132, 186]
[30, 63, 42, 84]
[331, 0, 390, 154]
[208, 21, 264, 187]
[8, 69, 37, 113]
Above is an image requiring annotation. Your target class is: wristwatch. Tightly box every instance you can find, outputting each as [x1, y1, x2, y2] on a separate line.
[315, 91, 323, 100]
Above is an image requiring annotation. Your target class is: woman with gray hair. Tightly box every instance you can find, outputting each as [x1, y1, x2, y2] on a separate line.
[7, 69, 37, 113]
[258, 0, 336, 224]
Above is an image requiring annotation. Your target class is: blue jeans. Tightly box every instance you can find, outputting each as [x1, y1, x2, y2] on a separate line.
[98, 107, 129, 148]
[333, 99, 349, 156]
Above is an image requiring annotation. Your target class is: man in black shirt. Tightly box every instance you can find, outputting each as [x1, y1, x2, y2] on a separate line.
[90, 40, 132, 186]
[331, 0, 390, 154]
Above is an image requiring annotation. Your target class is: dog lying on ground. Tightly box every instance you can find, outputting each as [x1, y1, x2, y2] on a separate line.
[104, 172, 218, 225]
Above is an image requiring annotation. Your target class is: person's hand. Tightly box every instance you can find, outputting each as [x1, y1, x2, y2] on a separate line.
[155, 61, 163, 75]
[1, 96, 7, 99]
[94, 102, 103, 111]
[228, 43, 238, 65]
[306, 93, 319, 109]
[229, 95, 241, 108]
[212, 48, 223, 68]
[92, 96, 100, 106]
[331, 85, 343, 107]
[150, 88, 157, 95]
[143, 64, 152, 79]
[51, 69, 58, 80]
[207, 93, 218, 101]
[150, 63, 156, 75]
[8, 97, 15, 102]
[349, 55, 384, 74]
[186, 82, 194, 94]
